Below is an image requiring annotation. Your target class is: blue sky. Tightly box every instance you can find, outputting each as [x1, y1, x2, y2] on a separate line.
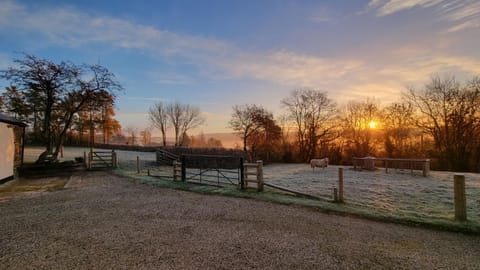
[1, 0, 480, 135]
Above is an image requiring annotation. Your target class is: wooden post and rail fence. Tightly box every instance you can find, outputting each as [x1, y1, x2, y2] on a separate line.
[136, 154, 469, 222]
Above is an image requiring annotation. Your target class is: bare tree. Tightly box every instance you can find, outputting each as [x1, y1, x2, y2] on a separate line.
[405, 75, 480, 171]
[125, 127, 138, 145]
[148, 101, 168, 146]
[229, 104, 267, 152]
[282, 89, 337, 161]
[341, 98, 381, 158]
[140, 128, 152, 145]
[207, 137, 223, 148]
[383, 102, 415, 157]
[167, 102, 204, 146]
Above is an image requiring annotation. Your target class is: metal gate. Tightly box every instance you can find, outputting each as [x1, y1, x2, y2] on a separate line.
[181, 155, 243, 187]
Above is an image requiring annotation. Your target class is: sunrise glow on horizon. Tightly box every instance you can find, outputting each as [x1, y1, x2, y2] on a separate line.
[1, 0, 479, 135]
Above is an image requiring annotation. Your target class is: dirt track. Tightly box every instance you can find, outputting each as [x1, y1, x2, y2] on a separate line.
[1, 171, 479, 269]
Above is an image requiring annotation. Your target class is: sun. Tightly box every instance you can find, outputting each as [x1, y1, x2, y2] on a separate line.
[368, 121, 377, 129]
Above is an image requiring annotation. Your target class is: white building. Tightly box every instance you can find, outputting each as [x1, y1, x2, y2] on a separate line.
[0, 113, 27, 184]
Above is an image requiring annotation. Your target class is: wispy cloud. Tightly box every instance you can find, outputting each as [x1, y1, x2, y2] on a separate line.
[1, 0, 479, 106]
[367, 0, 480, 32]
[309, 8, 332, 23]
[217, 50, 363, 87]
[122, 96, 168, 102]
[443, 1, 480, 32]
[147, 72, 196, 85]
[368, 0, 443, 16]
[0, 0, 228, 58]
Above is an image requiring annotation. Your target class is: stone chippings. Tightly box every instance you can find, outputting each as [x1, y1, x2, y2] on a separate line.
[0, 171, 479, 269]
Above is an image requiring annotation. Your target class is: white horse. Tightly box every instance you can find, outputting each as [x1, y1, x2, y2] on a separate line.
[310, 158, 329, 171]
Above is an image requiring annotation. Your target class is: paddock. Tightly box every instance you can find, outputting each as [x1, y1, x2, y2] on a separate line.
[264, 163, 480, 223]
[22, 147, 480, 224]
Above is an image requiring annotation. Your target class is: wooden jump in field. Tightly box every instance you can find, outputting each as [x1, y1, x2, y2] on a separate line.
[353, 157, 430, 177]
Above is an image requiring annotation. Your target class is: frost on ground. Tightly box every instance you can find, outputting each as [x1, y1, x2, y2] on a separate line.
[3, 171, 480, 269]
[24, 147, 480, 223]
[264, 163, 480, 223]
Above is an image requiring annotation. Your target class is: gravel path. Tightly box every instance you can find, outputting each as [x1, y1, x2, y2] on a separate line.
[1, 172, 479, 269]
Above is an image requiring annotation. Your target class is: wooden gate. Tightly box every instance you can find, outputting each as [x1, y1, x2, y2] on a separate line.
[88, 150, 117, 170]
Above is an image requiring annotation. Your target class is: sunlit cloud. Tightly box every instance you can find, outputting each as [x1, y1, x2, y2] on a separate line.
[217, 50, 363, 87]
[2, 0, 478, 95]
[0, 0, 363, 90]
[2, 0, 480, 126]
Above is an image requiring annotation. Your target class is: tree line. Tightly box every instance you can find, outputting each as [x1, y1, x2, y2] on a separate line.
[2, 54, 480, 171]
[227, 76, 480, 172]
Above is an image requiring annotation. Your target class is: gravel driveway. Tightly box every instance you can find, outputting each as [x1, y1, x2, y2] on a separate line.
[1, 171, 479, 269]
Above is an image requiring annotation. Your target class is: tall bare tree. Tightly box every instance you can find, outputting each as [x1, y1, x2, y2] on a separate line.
[167, 102, 204, 146]
[229, 104, 267, 152]
[383, 102, 415, 157]
[140, 128, 152, 145]
[405, 75, 480, 171]
[342, 98, 381, 158]
[148, 101, 169, 146]
[282, 89, 337, 161]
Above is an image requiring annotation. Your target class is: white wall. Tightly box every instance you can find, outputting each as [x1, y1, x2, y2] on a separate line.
[0, 123, 14, 180]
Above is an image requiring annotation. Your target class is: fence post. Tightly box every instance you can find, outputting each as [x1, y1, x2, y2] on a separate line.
[240, 158, 245, 190]
[338, 167, 344, 203]
[333, 187, 338, 202]
[454, 174, 467, 221]
[60, 145, 64, 158]
[181, 155, 186, 182]
[112, 150, 117, 168]
[423, 159, 430, 177]
[256, 160, 263, 192]
[84, 151, 87, 167]
[88, 151, 92, 169]
[136, 156, 140, 174]
[173, 161, 179, 181]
